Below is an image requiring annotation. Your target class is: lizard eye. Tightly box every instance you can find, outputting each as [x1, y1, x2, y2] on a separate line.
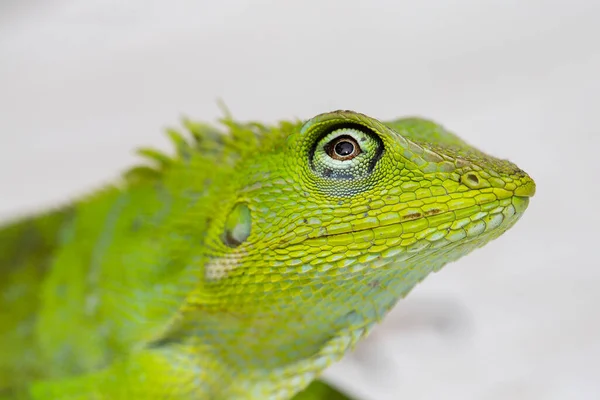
[325, 136, 361, 161]
[310, 124, 383, 181]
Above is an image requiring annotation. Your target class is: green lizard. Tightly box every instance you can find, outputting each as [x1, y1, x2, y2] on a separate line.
[0, 110, 535, 399]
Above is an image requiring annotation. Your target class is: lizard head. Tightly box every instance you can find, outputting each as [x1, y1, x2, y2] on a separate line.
[207, 110, 535, 289]
[191, 110, 534, 377]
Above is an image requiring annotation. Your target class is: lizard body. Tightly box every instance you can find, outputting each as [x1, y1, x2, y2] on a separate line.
[0, 111, 535, 399]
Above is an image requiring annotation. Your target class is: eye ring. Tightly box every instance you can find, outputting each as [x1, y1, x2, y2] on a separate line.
[324, 135, 361, 161]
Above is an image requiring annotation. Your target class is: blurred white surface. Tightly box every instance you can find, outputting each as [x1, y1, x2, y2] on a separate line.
[1, 1, 599, 399]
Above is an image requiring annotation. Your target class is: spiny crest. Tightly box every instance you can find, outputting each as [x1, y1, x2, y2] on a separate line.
[123, 112, 298, 184]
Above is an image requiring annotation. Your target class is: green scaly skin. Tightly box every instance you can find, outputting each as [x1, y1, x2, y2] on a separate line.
[0, 110, 535, 399]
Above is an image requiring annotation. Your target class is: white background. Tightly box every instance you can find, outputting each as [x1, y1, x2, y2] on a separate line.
[1, 1, 599, 399]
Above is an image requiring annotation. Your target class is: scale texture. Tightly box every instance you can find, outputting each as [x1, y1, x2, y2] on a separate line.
[0, 110, 535, 399]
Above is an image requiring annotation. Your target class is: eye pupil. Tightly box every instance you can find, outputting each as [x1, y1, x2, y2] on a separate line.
[323, 133, 362, 161]
[334, 141, 355, 157]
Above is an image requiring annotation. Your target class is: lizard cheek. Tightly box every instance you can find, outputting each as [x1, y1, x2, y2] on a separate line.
[222, 203, 252, 248]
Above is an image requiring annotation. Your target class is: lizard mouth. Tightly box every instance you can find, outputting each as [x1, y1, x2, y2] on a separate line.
[300, 191, 531, 249]
[514, 181, 536, 197]
[512, 196, 530, 214]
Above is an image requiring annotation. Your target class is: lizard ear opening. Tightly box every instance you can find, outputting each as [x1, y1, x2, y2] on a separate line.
[222, 203, 252, 247]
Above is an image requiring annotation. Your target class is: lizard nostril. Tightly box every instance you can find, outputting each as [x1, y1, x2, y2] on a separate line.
[460, 171, 489, 189]
[466, 173, 479, 185]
